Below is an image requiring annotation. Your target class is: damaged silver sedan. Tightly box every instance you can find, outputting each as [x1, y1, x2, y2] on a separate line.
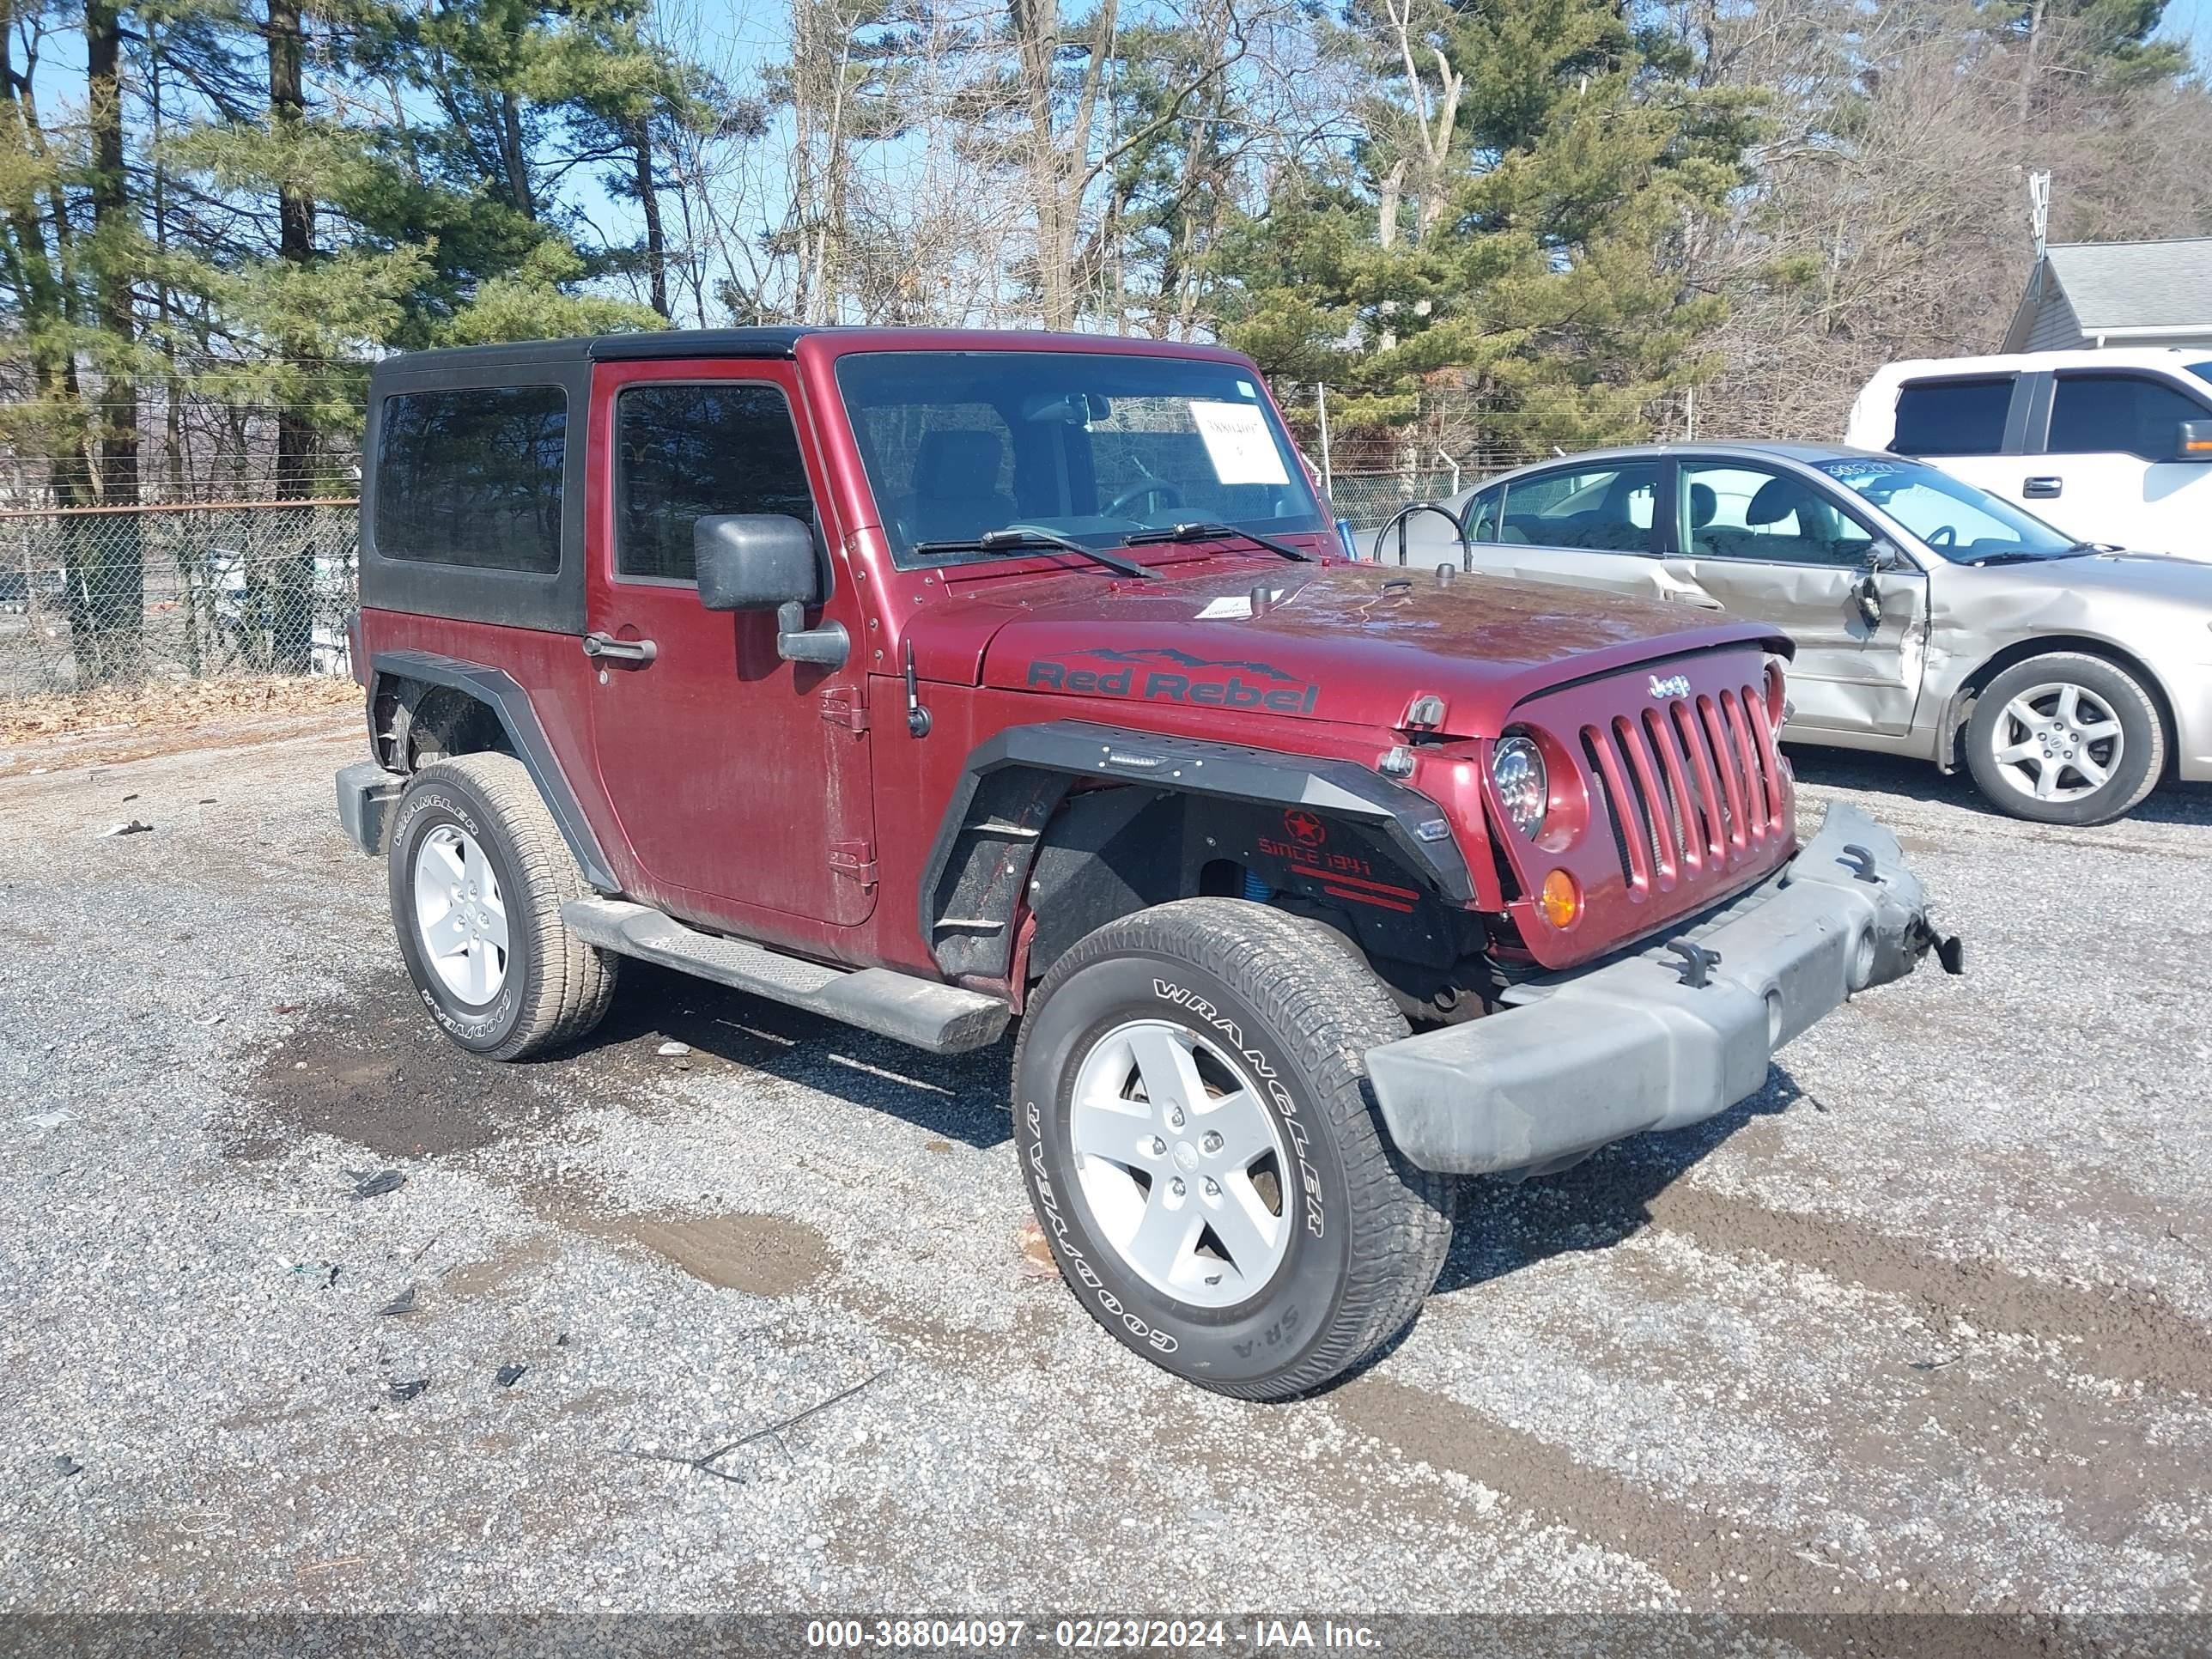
[1366, 441, 2212, 824]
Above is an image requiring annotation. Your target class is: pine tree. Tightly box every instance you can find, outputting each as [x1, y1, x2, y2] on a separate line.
[1217, 0, 1764, 457]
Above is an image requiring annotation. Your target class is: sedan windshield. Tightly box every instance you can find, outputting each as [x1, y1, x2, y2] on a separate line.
[1813, 457, 2081, 562]
[834, 350, 1325, 569]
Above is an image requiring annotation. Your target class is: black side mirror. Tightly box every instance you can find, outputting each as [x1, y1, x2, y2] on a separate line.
[694, 514, 822, 612]
[1854, 580, 1884, 629]
[1852, 542, 1898, 628]
[2176, 420, 2212, 463]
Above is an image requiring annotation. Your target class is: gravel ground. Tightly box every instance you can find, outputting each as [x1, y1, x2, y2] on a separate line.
[1, 718, 2209, 1616]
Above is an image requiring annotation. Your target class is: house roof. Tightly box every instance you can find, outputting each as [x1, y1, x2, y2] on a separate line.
[2040, 238, 2212, 333]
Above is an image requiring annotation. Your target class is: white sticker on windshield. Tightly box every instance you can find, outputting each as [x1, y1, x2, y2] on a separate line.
[1188, 400, 1290, 486]
[1196, 595, 1254, 620]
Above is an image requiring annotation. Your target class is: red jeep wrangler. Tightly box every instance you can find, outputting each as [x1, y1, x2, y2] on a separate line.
[337, 327, 1955, 1398]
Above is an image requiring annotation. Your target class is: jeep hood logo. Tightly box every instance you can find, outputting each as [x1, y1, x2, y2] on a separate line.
[1027, 645, 1320, 714]
[1649, 673, 1692, 700]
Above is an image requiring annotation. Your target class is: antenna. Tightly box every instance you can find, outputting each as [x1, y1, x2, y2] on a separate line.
[2028, 169, 2051, 260]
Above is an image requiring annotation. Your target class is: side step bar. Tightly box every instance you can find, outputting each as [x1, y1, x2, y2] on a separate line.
[562, 899, 1011, 1054]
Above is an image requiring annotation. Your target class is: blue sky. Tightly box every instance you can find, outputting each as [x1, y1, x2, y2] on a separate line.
[2172, 0, 2209, 60]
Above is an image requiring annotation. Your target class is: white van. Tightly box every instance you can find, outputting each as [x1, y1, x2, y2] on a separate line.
[1844, 349, 2212, 561]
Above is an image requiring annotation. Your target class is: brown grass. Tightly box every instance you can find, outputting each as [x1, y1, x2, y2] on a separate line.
[0, 675, 359, 747]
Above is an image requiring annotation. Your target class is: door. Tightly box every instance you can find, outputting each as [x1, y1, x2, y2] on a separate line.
[585, 364, 878, 929]
[1458, 461, 1704, 602]
[1666, 460, 1928, 737]
[2032, 370, 2212, 559]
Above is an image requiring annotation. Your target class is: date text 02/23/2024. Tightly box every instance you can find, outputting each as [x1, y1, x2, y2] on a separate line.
[803, 1619, 1382, 1650]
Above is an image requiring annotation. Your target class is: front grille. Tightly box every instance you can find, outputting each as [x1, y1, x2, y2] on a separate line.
[1579, 681, 1787, 895]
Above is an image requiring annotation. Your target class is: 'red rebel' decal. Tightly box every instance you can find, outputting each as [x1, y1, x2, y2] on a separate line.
[1025, 646, 1320, 714]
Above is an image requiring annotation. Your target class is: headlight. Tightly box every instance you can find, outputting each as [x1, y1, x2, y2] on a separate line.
[1491, 732, 1547, 838]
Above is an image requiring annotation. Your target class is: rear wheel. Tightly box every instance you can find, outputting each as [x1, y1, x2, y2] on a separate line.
[1012, 899, 1452, 1400]
[1964, 652, 2163, 825]
[388, 753, 617, 1060]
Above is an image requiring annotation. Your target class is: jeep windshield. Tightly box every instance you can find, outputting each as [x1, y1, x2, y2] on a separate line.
[835, 350, 1327, 570]
[1814, 457, 2086, 563]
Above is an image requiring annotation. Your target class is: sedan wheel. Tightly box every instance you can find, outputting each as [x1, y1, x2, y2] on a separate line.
[1963, 652, 2164, 826]
[1984, 680, 2124, 806]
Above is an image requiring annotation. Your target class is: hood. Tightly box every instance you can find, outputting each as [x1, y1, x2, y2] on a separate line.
[922, 561, 1782, 737]
[1991, 550, 2212, 602]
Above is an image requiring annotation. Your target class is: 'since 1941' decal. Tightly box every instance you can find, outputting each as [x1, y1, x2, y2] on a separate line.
[1027, 646, 1320, 714]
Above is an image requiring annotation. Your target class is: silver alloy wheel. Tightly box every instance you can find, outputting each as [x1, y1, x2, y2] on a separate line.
[1068, 1018, 1291, 1310]
[1987, 680, 2125, 805]
[411, 823, 510, 1004]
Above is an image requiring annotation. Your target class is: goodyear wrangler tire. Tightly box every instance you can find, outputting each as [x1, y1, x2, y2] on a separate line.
[387, 753, 617, 1060]
[1012, 898, 1452, 1399]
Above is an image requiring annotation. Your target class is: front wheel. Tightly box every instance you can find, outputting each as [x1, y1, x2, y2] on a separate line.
[1964, 652, 2164, 825]
[1012, 899, 1452, 1400]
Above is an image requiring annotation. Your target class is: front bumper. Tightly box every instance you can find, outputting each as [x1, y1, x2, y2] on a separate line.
[1365, 803, 1959, 1176]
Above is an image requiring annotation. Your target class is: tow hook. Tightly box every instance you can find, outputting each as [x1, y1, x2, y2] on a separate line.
[1836, 843, 1881, 883]
[1666, 940, 1723, 988]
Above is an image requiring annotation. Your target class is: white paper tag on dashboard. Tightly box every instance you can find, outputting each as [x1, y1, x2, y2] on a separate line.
[1195, 594, 1254, 619]
[1188, 400, 1290, 486]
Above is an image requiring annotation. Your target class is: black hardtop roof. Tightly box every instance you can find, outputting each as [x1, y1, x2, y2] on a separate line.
[368, 325, 1261, 383]
[373, 327, 815, 377]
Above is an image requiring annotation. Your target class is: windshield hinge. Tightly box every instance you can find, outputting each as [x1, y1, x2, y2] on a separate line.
[819, 685, 868, 733]
[829, 839, 878, 887]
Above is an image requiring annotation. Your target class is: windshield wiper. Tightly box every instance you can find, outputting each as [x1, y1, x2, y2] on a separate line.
[910, 526, 1159, 580]
[1121, 520, 1313, 562]
[1972, 544, 2094, 566]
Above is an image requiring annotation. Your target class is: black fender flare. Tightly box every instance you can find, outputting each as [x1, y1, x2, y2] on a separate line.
[369, 649, 617, 893]
[919, 720, 1474, 980]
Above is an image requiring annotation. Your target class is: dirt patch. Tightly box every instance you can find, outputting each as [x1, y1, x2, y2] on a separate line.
[230, 975, 575, 1161]
[587, 1212, 836, 1298]
[441, 1235, 562, 1301]
[1641, 1182, 2212, 1395]
[1333, 1373, 1932, 1611]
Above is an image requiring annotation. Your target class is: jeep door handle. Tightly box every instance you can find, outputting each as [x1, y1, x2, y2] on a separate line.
[582, 631, 657, 665]
[2022, 477, 2063, 499]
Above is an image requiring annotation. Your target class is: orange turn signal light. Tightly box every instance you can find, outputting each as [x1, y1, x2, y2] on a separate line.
[1538, 868, 1582, 928]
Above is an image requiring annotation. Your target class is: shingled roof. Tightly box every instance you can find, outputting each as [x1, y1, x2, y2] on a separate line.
[2003, 238, 2212, 350]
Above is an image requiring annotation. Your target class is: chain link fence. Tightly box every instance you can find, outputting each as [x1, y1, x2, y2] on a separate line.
[0, 446, 1512, 702]
[0, 501, 360, 698]
[1323, 453, 1528, 536]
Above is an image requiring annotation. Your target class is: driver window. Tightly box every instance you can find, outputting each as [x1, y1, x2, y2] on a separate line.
[617, 382, 817, 582]
[1679, 463, 1863, 567]
[1496, 464, 1658, 553]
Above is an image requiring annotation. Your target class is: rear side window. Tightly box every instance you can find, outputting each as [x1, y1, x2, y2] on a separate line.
[616, 382, 817, 582]
[1465, 486, 1504, 541]
[1890, 378, 2012, 457]
[2047, 373, 2212, 462]
[374, 386, 567, 573]
[1497, 465, 1658, 553]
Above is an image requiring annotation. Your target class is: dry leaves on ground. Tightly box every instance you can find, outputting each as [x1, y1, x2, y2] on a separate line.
[0, 675, 359, 746]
